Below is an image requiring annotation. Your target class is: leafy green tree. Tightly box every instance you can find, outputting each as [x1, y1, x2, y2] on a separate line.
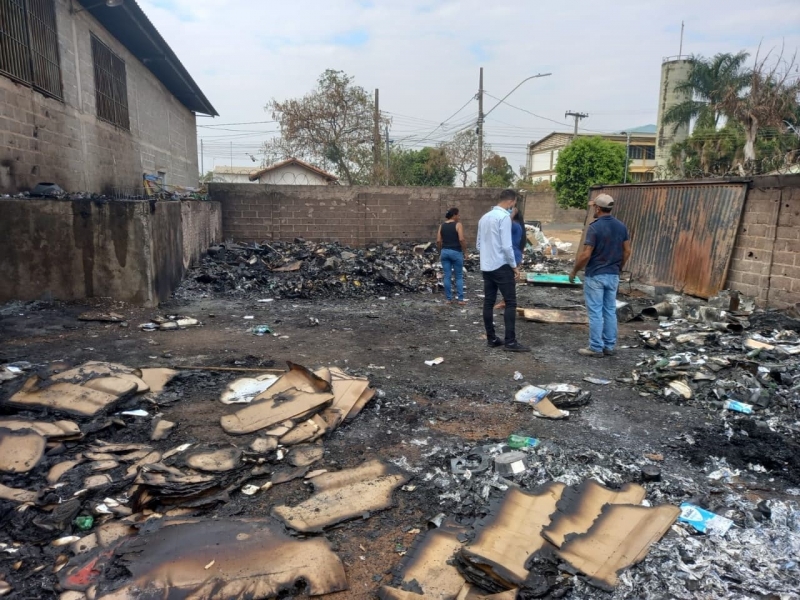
[553, 137, 626, 209]
[482, 153, 515, 188]
[664, 52, 751, 130]
[669, 121, 800, 177]
[389, 147, 455, 186]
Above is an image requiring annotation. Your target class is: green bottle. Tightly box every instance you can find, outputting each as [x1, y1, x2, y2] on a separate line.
[74, 515, 94, 531]
[508, 434, 539, 449]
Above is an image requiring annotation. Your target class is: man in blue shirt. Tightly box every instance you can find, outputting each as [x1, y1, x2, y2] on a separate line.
[476, 189, 530, 352]
[569, 193, 631, 357]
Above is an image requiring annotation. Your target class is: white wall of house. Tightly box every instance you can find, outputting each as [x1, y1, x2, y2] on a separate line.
[255, 164, 331, 185]
[0, 0, 199, 194]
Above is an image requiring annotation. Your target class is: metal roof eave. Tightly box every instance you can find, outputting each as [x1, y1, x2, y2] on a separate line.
[78, 0, 218, 116]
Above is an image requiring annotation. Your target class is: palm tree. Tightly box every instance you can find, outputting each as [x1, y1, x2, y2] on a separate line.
[718, 49, 800, 163]
[663, 52, 751, 131]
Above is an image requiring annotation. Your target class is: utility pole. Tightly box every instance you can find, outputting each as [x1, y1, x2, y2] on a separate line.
[565, 110, 588, 139]
[373, 89, 380, 185]
[200, 139, 204, 177]
[385, 124, 390, 186]
[477, 67, 484, 187]
[623, 131, 631, 183]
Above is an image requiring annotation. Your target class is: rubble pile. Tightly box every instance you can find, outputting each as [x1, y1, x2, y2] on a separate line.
[622, 297, 800, 482]
[386, 430, 800, 599]
[0, 360, 390, 600]
[178, 240, 482, 300]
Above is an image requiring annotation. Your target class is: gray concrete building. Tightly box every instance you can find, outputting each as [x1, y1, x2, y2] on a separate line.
[654, 57, 692, 179]
[0, 0, 217, 195]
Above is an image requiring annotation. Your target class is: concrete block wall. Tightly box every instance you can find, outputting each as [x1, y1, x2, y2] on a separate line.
[725, 177, 800, 308]
[0, 199, 221, 306]
[181, 201, 222, 268]
[210, 184, 520, 246]
[511, 190, 585, 225]
[0, 0, 198, 195]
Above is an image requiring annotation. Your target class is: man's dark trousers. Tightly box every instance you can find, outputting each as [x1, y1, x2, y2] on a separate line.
[482, 265, 517, 343]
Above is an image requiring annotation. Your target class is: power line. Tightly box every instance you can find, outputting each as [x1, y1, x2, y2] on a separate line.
[198, 120, 277, 128]
[403, 95, 477, 146]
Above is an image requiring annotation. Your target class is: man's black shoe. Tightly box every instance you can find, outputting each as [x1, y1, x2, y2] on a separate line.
[504, 341, 531, 352]
[487, 337, 504, 348]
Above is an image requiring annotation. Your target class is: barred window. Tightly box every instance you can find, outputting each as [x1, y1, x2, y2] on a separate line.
[0, 0, 63, 99]
[91, 34, 128, 129]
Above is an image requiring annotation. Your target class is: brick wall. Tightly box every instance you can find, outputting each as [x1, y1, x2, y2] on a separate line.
[210, 184, 524, 246]
[0, 0, 198, 194]
[726, 177, 800, 308]
[520, 190, 586, 224]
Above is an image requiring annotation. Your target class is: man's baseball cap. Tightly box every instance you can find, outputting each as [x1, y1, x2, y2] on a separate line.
[594, 193, 614, 208]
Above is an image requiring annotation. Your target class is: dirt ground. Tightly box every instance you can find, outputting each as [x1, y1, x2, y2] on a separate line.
[1, 254, 797, 598]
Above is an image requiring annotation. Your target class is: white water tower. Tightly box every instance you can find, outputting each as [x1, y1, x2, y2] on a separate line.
[654, 57, 692, 179]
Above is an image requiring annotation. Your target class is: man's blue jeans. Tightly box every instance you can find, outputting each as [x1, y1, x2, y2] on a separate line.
[584, 274, 619, 352]
[440, 249, 464, 301]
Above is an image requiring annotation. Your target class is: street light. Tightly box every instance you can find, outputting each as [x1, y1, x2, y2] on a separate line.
[478, 72, 552, 187]
[71, 0, 123, 14]
[484, 73, 552, 118]
[621, 131, 631, 184]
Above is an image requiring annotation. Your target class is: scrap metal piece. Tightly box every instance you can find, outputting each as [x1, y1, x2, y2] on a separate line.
[641, 302, 674, 319]
[458, 483, 566, 592]
[555, 503, 680, 591]
[493, 452, 528, 477]
[63, 519, 347, 599]
[0, 428, 46, 473]
[451, 452, 492, 476]
[272, 459, 409, 533]
[541, 480, 646, 549]
[378, 522, 468, 600]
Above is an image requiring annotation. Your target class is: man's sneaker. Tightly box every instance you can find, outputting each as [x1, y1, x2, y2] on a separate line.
[504, 341, 531, 353]
[487, 337, 504, 348]
[578, 348, 604, 357]
[603, 348, 616, 356]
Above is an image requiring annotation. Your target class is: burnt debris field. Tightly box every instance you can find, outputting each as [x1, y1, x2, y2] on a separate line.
[1, 246, 799, 600]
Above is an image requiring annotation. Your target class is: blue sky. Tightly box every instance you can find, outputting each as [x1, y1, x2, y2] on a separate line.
[137, 0, 800, 176]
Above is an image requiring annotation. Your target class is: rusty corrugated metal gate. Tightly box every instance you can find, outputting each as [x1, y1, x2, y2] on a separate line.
[583, 181, 749, 298]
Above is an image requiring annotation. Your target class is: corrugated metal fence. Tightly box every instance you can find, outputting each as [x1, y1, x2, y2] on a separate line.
[584, 181, 749, 298]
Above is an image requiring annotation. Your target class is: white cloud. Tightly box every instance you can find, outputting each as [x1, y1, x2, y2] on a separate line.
[138, 0, 800, 172]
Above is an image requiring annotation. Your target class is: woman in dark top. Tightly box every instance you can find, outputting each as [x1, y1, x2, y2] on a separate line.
[495, 207, 527, 309]
[437, 207, 467, 305]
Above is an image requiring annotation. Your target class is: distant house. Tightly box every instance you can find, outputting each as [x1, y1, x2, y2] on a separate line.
[249, 158, 338, 185]
[0, 0, 216, 194]
[212, 166, 258, 184]
[527, 126, 657, 183]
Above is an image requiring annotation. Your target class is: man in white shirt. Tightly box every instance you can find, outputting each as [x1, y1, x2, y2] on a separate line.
[476, 189, 530, 352]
